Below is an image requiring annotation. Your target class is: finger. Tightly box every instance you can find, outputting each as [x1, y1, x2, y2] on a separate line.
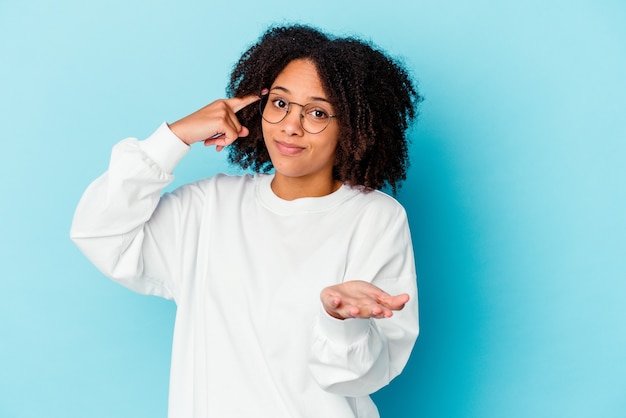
[322, 295, 347, 320]
[203, 135, 226, 147]
[214, 95, 260, 144]
[325, 295, 341, 309]
[379, 293, 410, 310]
[211, 116, 241, 145]
[379, 307, 395, 318]
[238, 126, 250, 138]
[198, 100, 244, 145]
[226, 93, 264, 114]
[349, 306, 389, 319]
[365, 304, 394, 319]
[216, 108, 255, 146]
[355, 304, 394, 319]
[217, 123, 251, 147]
[370, 306, 384, 317]
[346, 306, 360, 318]
[321, 289, 341, 309]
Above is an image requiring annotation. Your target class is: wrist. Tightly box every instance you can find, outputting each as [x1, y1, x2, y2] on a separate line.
[140, 122, 190, 173]
[167, 121, 193, 146]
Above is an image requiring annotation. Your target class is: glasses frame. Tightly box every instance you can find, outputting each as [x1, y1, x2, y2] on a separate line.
[259, 92, 336, 135]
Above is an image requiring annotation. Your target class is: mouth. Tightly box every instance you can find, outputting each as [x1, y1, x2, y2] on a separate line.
[274, 140, 306, 156]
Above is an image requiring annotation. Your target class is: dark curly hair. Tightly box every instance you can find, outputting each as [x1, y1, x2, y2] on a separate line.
[226, 24, 421, 192]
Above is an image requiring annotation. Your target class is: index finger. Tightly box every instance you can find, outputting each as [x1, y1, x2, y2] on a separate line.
[227, 93, 264, 113]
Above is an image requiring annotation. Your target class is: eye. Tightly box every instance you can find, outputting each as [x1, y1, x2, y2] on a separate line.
[270, 96, 288, 110]
[305, 105, 330, 121]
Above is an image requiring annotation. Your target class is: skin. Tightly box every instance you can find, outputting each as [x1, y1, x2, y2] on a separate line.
[261, 59, 342, 200]
[168, 59, 408, 320]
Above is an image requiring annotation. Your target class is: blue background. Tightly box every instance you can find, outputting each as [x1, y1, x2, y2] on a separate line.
[1, 1, 625, 417]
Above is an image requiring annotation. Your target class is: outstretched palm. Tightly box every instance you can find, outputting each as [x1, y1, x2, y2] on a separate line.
[321, 280, 409, 320]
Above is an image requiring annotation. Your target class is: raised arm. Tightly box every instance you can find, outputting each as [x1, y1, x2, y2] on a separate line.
[70, 95, 261, 297]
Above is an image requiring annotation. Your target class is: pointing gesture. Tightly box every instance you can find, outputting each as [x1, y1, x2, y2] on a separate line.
[169, 93, 265, 150]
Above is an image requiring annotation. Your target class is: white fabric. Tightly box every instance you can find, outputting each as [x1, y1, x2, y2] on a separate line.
[70, 123, 419, 418]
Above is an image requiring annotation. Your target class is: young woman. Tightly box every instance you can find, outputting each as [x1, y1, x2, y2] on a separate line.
[71, 24, 421, 418]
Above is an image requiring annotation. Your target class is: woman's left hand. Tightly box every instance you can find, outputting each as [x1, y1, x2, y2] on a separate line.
[320, 280, 409, 320]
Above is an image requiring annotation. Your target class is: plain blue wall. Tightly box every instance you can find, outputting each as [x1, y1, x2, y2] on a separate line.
[1, 0, 625, 417]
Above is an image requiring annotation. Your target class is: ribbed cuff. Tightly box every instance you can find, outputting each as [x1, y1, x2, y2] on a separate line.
[317, 306, 371, 346]
[139, 122, 190, 173]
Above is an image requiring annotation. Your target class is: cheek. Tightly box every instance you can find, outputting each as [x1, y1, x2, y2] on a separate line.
[314, 138, 339, 168]
[322, 130, 340, 155]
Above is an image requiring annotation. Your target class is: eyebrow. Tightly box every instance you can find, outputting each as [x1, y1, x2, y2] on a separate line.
[270, 86, 332, 104]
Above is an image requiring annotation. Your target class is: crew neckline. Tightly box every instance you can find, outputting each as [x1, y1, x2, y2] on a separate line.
[256, 174, 360, 215]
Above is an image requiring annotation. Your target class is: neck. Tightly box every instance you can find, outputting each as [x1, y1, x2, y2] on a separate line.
[270, 173, 342, 201]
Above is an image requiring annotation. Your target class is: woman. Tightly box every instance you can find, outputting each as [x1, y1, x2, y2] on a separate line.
[71, 24, 420, 418]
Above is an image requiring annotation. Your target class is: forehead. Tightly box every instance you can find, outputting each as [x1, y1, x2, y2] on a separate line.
[270, 59, 328, 99]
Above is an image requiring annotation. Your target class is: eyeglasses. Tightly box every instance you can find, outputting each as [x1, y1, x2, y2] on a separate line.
[259, 92, 336, 134]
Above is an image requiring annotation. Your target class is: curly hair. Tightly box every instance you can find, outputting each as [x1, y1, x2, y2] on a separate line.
[226, 24, 421, 192]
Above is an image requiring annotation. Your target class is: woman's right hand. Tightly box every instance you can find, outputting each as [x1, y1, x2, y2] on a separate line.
[168, 93, 263, 151]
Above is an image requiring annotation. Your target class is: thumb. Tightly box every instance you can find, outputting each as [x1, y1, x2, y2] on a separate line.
[238, 126, 250, 137]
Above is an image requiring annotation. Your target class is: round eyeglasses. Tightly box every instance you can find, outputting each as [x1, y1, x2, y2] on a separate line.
[259, 92, 336, 134]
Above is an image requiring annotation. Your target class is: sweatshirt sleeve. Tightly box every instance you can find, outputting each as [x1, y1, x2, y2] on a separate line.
[69, 123, 190, 299]
[308, 203, 419, 397]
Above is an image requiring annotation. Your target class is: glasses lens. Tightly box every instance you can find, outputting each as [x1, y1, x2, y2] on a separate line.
[259, 94, 288, 124]
[301, 103, 332, 134]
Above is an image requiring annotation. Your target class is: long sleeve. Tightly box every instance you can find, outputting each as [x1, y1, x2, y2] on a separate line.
[308, 203, 419, 397]
[70, 123, 190, 299]
[70, 128, 418, 416]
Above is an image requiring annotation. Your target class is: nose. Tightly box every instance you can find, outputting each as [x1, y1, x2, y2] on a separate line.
[281, 103, 305, 135]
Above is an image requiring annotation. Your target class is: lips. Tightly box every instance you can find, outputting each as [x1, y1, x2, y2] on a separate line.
[274, 140, 306, 156]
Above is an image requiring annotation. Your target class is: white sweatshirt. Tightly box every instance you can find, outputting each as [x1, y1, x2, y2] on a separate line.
[70, 123, 419, 418]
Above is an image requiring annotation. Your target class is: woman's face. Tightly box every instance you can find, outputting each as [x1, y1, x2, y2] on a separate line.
[262, 59, 339, 192]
